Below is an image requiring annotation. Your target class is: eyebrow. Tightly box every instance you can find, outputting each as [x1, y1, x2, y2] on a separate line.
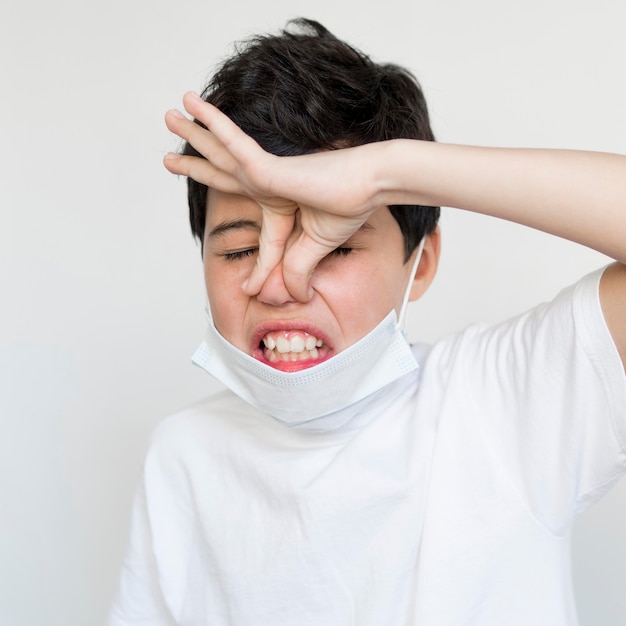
[207, 218, 375, 239]
[208, 219, 262, 238]
[343, 221, 376, 238]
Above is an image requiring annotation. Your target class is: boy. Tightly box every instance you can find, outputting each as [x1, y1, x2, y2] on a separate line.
[110, 19, 626, 625]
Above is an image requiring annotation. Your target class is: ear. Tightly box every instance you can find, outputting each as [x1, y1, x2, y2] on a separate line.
[408, 227, 441, 302]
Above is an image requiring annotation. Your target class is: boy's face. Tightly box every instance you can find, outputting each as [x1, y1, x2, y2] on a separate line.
[203, 190, 438, 372]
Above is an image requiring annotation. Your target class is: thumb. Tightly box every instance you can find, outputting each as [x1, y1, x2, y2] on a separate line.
[281, 233, 337, 302]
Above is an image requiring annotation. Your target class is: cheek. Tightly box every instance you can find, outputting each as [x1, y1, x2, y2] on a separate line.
[312, 257, 401, 339]
[204, 254, 255, 301]
[203, 259, 249, 347]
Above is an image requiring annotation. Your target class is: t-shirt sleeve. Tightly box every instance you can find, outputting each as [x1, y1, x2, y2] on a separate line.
[108, 419, 194, 626]
[453, 267, 626, 534]
[108, 484, 177, 626]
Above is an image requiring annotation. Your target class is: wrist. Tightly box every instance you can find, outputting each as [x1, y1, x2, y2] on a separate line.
[363, 140, 399, 208]
[374, 139, 431, 207]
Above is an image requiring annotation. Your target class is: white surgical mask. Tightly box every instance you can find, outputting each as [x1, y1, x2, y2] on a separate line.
[192, 239, 425, 428]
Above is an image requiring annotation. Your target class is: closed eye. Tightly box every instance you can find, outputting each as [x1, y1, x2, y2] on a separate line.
[223, 248, 258, 261]
[330, 247, 353, 256]
[224, 246, 352, 262]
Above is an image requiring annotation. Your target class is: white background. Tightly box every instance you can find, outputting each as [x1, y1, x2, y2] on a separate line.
[1, 0, 625, 624]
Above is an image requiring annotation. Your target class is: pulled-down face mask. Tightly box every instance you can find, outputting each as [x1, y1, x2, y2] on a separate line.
[193, 239, 425, 428]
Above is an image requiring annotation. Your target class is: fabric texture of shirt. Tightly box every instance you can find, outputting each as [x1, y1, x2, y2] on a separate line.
[109, 268, 626, 626]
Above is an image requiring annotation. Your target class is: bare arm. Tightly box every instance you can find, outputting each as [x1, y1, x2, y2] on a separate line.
[378, 140, 626, 265]
[164, 93, 626, 366]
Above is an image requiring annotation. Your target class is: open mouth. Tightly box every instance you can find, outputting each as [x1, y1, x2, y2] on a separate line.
[254, 330, 332, 372]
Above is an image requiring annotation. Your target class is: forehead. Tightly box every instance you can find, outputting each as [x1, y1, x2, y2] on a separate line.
[206, 190, 261, 226]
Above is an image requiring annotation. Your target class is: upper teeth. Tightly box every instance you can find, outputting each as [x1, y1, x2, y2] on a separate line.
[263, 332, 323, 353]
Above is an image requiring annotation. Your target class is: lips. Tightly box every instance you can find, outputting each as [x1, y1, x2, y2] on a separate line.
[252, 327, 332, 372]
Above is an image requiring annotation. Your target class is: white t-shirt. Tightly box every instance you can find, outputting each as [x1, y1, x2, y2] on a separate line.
[109, 269, 626, 626]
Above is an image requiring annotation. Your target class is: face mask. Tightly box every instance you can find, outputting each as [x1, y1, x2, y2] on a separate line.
[192, 239, 425, 428]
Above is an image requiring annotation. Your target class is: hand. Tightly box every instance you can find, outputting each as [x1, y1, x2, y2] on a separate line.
[164, 92, 381, 301]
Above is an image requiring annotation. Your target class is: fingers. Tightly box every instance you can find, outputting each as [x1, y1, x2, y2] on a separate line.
[242, 207, 297, 296]
[181, 92, 262, 165]
[281, 233, 337, 302]
[243, 226, 330, 303]
[163, 152, 243, 195]
[165, 94, 278, 201]
[164, 108, 239, 175]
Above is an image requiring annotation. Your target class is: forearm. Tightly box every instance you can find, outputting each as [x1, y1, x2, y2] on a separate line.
[377, 140, 626, 264]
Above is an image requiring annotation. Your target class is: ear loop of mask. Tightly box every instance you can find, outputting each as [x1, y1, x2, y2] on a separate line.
[396, 237, 426, 333]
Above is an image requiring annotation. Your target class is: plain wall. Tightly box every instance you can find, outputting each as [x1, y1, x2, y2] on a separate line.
[1, 0, 625, 624]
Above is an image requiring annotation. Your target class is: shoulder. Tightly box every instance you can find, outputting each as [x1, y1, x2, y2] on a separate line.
[413, 266, 625, 420]
[424, 267, 608, 365]
[146, 388, 256, 464]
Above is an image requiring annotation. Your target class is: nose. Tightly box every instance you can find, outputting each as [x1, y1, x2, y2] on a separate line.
[255, 261, 297, 307]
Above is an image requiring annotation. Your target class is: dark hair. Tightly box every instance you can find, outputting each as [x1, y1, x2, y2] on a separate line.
[184, 18, 440, 261]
